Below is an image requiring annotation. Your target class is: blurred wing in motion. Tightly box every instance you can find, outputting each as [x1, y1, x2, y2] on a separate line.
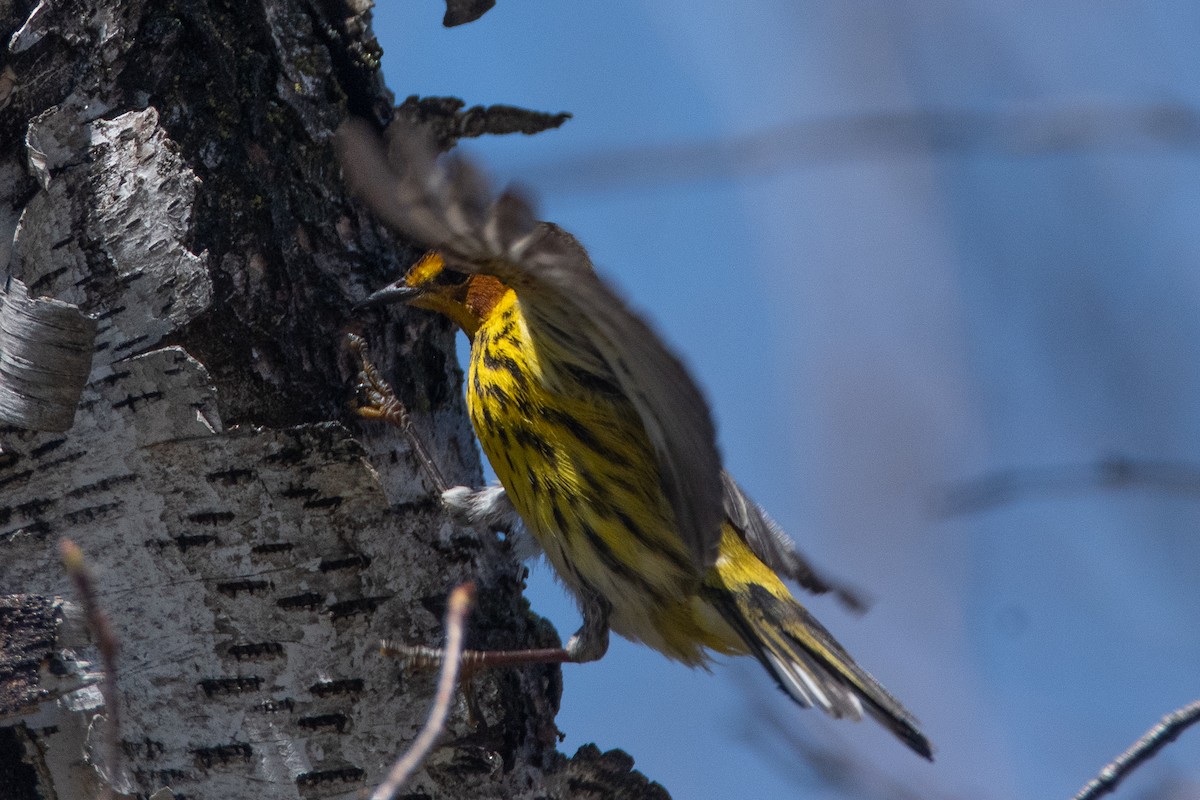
[338, 118, 725, 570]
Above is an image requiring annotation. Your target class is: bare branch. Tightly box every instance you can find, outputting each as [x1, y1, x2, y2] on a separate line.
[511, 103, 1200, 194]
[938, 456, 1200, 517]
[381, 641, 575, 670]
[1073, 700, 1200, 800]
[371, 582, 476, 800]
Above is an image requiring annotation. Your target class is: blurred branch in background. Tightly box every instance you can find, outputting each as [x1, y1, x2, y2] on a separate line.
[729, 666, 939, 800]
[511, 102, 1200, 193]
[1073, 700, 1200, 800]
[937, 456, 1200, 517]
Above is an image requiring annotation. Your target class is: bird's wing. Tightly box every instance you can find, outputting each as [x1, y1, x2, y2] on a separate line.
[721, 472, 867, 611]
[338, 118, 725, 570]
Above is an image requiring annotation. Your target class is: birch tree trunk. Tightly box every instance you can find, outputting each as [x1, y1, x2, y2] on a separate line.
[0, 1, 667, 798]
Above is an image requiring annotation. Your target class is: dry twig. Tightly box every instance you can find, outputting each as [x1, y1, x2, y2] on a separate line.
[370, 582, 475, 800]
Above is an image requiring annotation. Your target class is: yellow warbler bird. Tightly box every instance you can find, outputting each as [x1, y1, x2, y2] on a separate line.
[339, 120, 932, 760]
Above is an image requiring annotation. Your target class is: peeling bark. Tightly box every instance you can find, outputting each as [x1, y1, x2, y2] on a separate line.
[0, 1, 668, 798]
[0, 276, 97, 431]
[394, 95, 571, 151]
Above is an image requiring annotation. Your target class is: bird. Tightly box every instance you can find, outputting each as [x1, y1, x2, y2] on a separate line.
[337, 118, 933, 760]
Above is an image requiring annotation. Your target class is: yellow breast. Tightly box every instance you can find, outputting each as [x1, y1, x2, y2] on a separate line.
[465, 291, 736, 660]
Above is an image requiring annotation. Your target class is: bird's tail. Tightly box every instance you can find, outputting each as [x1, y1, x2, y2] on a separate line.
[707, 581, 933, 760]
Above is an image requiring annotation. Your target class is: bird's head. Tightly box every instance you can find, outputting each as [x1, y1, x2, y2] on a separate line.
[363, 252, 510, 337]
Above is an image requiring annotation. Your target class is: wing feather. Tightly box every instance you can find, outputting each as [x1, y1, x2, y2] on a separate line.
[338, 118, 725, 569]
[721, 472, 867, 611]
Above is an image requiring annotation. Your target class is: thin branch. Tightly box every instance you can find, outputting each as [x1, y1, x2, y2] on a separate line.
[1073, 700, 1200, 800]
[938, 456, 1200, 517]
[60, 538, 122, 799]
[508, 102, 1200, 194]
[381, 641, 574, 670]
[370, 582, 475, 800]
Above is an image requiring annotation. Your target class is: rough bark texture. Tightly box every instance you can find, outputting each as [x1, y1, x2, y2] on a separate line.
[0, 1, 668, 798]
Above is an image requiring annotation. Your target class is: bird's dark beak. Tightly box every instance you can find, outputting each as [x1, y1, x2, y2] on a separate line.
[357, 280, 423, 310]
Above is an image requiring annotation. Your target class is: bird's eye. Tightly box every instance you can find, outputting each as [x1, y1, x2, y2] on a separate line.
[430, 268, 469, 287]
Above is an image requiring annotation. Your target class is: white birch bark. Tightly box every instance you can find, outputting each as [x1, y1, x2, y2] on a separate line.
[0, 2, 668, 798]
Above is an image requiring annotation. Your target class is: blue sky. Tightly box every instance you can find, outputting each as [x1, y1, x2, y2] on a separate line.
[372, 3, 1200, 798]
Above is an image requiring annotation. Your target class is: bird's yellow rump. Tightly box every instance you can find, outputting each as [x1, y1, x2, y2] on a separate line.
[339, 120, 932, 760]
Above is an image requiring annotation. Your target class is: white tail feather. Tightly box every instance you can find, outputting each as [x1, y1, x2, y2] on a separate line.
[765, 650, 865, 721]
